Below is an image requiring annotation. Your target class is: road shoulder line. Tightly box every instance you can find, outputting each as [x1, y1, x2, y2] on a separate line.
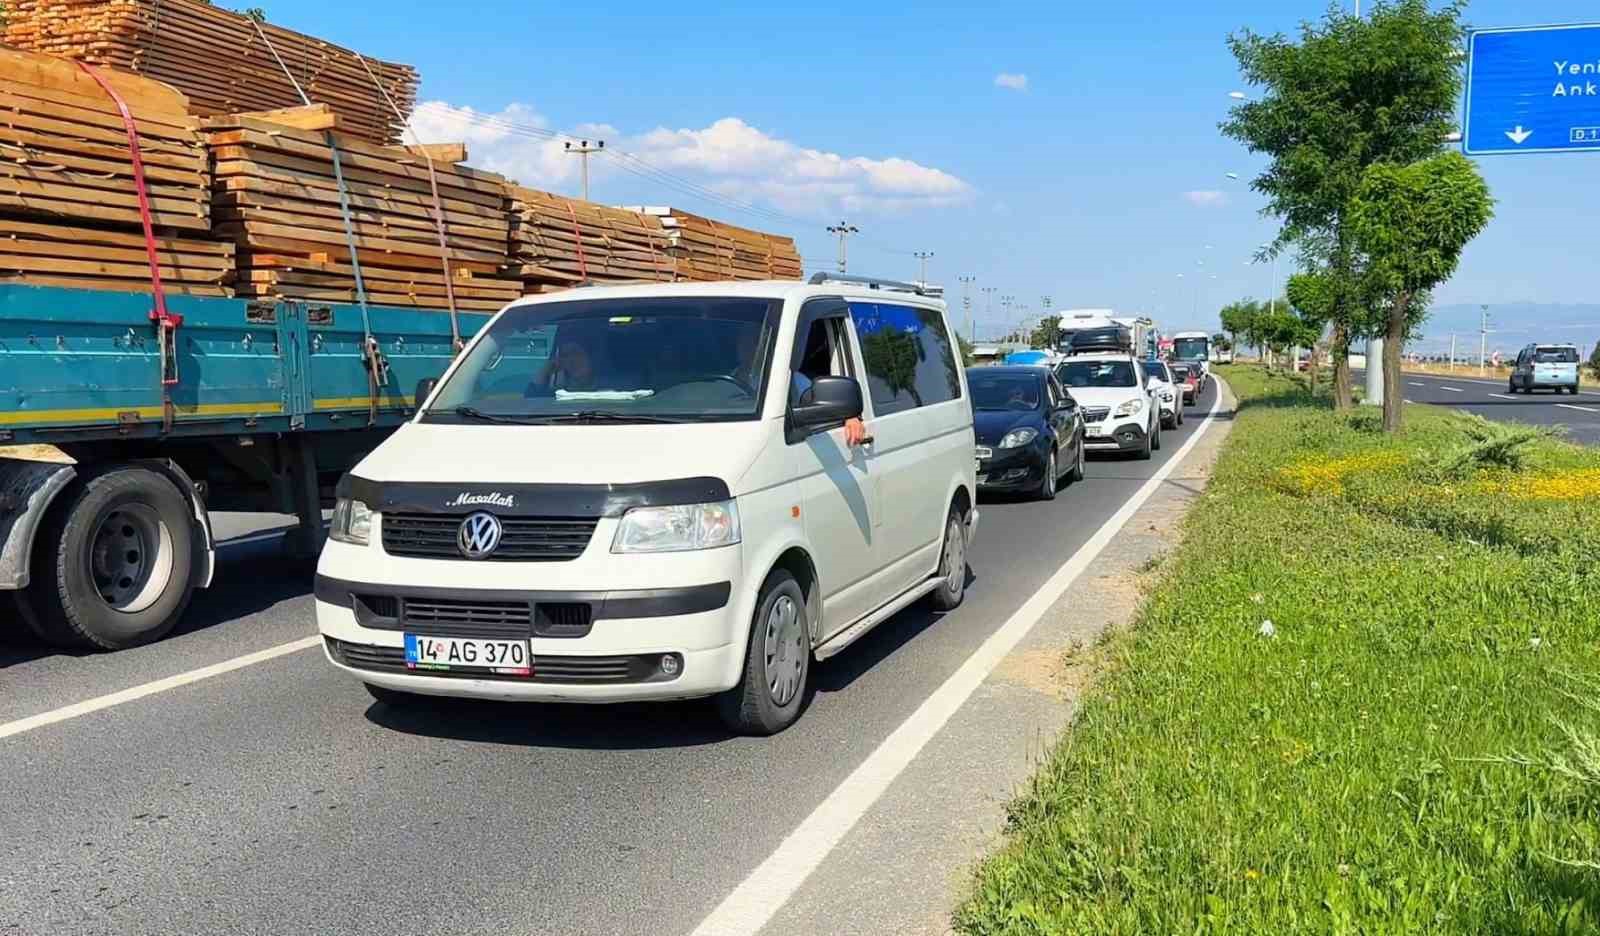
[688, 383, 1232, 936]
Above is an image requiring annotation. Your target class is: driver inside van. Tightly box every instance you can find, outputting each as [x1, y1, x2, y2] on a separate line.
[531, 338, 599, 394]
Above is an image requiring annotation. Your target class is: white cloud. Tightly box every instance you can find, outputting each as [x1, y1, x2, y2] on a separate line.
[994, 72, 1029, 92]
[1184, 190, 1229, 208]
[407, 103, 969, 218]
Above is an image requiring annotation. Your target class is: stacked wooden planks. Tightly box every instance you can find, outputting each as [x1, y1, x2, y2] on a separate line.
[2, 0, 418, 146]
[507, 186, 678, 291]
[204, 114, 522, 311]
[0, 46, 232, 295]
[629, 207, 804, 282]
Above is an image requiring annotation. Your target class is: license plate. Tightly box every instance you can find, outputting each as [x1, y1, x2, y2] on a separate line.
[1086, 424, 1107, 437]
[404, 634, 531, 675]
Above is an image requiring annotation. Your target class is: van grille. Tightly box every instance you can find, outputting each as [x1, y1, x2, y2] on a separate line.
[352, 594, 594, 639]
[381, 514, 597, 561]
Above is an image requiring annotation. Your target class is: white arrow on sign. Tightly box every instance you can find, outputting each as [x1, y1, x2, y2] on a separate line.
[1505, 126, 1533, 145]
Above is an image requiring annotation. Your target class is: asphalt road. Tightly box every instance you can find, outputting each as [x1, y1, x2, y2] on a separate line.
[1353, 369, 1600, 446]
[0, 381, 1220, 936]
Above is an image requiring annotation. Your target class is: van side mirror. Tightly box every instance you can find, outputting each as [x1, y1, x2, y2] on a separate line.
[791, 375, 864, 432]
[414, 376, 440, 408]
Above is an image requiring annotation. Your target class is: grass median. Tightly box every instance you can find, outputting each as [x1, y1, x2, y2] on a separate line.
[957, 365, 1600, 934]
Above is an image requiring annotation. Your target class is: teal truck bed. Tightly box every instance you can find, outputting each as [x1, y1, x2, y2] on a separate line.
[0, 283, 494, 650]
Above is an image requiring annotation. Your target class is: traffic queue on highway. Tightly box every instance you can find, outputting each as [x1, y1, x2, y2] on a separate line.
[5, 273, 1208, 738]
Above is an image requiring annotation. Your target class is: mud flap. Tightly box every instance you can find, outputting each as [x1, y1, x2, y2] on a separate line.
[0, 459, 78, 590]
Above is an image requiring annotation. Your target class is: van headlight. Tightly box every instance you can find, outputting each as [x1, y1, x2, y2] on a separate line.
[998, 428, 1038, 449]
[1114, 398, 1144, 417]
[330, 498, 374, 546]
[612, 500, 741, 553]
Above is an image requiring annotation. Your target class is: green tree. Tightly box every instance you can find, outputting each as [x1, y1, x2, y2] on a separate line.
[1349, 152, 1493, 432]
[1210, 332, 1231, 351]
[1029, 315, 1062, 350]
[1589, 339, 1600, 380]
[1286, 271, 1338, 392]
[1222, 0, 1467, 410]
[1218, 300, 1258, 358]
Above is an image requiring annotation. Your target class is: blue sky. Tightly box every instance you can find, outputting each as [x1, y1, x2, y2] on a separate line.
[256, 0, 1596, 338]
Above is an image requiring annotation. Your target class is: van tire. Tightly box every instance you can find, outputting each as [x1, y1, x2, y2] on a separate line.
[20, 466, 195, 650]
[718, 569, 810, 736]
[927, 507, 969, 613]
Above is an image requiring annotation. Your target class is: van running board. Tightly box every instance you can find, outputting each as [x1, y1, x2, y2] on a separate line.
[813, 578, 944, 662]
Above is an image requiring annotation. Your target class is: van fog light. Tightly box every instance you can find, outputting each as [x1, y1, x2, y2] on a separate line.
[660, 654, 681, 677]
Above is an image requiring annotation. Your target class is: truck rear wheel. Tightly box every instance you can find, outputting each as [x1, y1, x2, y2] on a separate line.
[20, 466, 196, 650]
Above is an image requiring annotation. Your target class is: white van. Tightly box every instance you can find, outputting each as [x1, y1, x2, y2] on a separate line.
[315, 276, 978, 734]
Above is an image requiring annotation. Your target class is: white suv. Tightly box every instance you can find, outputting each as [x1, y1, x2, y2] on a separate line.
[315, 276, 977, 735]
[1055, 352, 1161, 459]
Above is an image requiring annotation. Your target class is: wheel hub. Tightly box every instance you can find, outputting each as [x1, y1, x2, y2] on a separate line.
[941, 519, 965, 598]
[89, 504, 174, 614]
[763, 595, 804, 706]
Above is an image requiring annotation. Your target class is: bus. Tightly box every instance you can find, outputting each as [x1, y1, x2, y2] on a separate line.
[1171, 331, 1211, 383]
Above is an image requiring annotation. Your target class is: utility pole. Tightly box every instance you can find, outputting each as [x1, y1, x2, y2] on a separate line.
[1041, 296, 1053, 347]
[913, 251, 934, 288]
[563, 139, 604, 201]
[826, 222, 859, 273]
[1480, 305, 1490, 376]
[1001, 295, 1015, 340]
[958, 275, 976, 343]
[980, 287, 996, 341]
[1450, 333, 1457, 371]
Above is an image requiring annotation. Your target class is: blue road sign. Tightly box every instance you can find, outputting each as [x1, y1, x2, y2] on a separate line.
[1463, 23, 1600, 156]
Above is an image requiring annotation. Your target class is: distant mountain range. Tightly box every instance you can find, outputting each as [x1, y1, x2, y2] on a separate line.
[1409, 303, 1600, 354]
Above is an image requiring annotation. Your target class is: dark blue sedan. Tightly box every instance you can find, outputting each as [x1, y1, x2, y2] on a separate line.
[967, 365, 1085, 500]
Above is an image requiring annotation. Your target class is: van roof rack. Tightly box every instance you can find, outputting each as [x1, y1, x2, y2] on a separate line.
[808, 272, 927, 295]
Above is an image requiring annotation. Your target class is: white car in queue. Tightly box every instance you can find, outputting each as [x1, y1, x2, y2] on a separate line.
[1142, 359, 1184, 430]
[1055, 350, 1161, 460]
[315, 274, 978, 735]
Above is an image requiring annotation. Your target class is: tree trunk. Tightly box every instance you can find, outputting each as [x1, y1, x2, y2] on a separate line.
[1307, 345, 1320, 395]
[1382, 296, 1408, 432]
[1330, 323, 1353, 410]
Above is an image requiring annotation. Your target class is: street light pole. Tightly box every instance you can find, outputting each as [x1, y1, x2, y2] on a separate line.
[1480, 305, 1490, 376]
[958, 274, 976, 343]
[564, 139, 605, 201]
[826, 222, 859, 274]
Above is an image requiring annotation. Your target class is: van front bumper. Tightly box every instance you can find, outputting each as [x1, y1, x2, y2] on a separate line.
[314, 572, 747, 702]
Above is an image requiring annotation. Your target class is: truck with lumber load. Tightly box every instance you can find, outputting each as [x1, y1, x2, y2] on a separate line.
[0, 284, 486, 649]
[0, 14, 808, 651]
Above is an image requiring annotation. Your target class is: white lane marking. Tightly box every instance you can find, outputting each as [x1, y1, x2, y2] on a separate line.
[689, 384, 1228, 936]
[1557, 403, 1600, 414]
[1407, 381, 1425, 387]
[0, 636, 320, 741]
[1440, 386, 1465, 393]
[1489, 393, 1518, 400]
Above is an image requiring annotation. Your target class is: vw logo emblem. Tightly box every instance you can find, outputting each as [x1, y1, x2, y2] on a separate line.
[457, 512, 503, 559]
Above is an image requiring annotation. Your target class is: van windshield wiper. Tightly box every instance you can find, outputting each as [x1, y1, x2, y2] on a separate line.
[449, 406, 543, 425]
[547, 410, 687, 424]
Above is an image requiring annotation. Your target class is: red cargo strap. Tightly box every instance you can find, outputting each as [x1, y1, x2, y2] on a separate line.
[565, 201, 589, 283]
[76, 62, 182, 430]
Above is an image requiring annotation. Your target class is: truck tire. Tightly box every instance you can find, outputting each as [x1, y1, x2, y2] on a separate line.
[20, 466, 196, 650]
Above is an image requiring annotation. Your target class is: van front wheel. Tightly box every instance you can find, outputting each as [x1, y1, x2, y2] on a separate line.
[718, 569, 809, 736]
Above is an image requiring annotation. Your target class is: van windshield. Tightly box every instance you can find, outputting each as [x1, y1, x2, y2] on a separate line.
[423, 297, 781, 424]
[1536, 347, 1579, 364]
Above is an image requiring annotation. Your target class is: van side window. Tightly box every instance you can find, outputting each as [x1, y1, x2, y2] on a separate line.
[849, 302, 963, 416]
[791, 317, 853, 406]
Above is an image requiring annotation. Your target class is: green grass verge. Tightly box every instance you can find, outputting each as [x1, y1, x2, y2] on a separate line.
[956, 366, 1600, 934]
